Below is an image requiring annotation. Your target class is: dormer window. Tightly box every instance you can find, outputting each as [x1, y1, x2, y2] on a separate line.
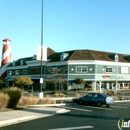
[32, 55, 36, 60]
[20, 60, 23, 65]
[115, 54, 118, 62]
[13, 60, 15, 66]
[60, 54, 64, 61]
[60, 53, 68, 61]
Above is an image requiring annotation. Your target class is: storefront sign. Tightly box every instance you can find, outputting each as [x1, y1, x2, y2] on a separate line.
[102, 75, 111, 78]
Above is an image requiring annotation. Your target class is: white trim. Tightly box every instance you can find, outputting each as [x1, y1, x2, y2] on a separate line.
[26, 60, 46, 66]
[7, 65, 28, 70]
[46, 61, 68, 66]
[68, 60, 130, 67]
[68, 60, 95, 64]
[69, 74, 94, 75]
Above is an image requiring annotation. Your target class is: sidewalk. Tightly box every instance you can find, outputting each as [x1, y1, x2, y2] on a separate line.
[0, 104, 70, 127]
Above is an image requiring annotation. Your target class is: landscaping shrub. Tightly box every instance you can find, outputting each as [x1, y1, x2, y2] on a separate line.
[37, 98, 55, 104]
[3, 87, 22, 108]
[54, 92, 59, 97]
[0, 92, 9, 109]
[59, 93, 65, 97]
[18, 96, 38, 106]
[18, 96, 55, 106]
[78, 88, 86, 91]
[113, 96, 118, 101]
[107, 91, 114, 96]
[75, 93, 81, 98]
[61, 91, 68, 95]
[54, 92, 66, 97]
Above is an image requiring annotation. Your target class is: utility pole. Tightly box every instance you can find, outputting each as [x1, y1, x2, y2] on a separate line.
[39, 0, 44, 98]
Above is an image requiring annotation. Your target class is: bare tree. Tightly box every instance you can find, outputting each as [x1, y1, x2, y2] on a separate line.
[46, 66, 67, 93]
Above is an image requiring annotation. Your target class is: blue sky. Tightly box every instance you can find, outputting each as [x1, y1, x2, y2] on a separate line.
[0, 0, 130, 61]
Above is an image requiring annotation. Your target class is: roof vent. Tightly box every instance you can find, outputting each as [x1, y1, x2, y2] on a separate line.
[115, 54, 118, 62]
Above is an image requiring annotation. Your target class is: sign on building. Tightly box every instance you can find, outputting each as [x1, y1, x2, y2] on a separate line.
[121, 67, 128, 74]
[37, 46, 47, 61]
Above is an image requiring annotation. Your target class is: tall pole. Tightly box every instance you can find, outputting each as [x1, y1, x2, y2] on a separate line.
[40, 0, 43, 92]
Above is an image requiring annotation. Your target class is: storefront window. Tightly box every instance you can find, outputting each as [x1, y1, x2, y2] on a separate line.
[15, 70, 20, 75]
[106, 68, 112, 72]
[29, 67, 40, 74]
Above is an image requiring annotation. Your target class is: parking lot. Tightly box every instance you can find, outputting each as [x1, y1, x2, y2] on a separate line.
[2, 101, 130, 130]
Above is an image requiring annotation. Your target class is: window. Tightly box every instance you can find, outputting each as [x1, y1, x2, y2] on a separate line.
[29, 67, 40, 74]
[82, 66, 87, 72]
[22, 69, 28, 75]
[20, 60, 23, 65]
[15, 70, 20, 75]
[106, 68, 112, 72]
[8, 71, 12, 75]
[76, 66, 88, 73]
[60, 53, 68, 61]
[86, 93, 92, 97]
[93, 93, 99, 98]
[76, 66, 82, 73]
[60, 54, 64, 61]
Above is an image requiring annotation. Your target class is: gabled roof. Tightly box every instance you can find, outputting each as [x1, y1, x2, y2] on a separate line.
[48, 49, 130, 63]
[7, 48, 130, 67]
[88, 50, 129, 62]
[47, 47, 56, 57]
[69, 50, 95, 60]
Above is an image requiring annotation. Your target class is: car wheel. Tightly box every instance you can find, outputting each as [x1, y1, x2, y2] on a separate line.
[97, 102, 102, 107]
[79, 100, 84, 105]
[106, 104, 110, 107]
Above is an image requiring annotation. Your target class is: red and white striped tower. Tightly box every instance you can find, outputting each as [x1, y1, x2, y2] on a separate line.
[0, 38, 12, 78]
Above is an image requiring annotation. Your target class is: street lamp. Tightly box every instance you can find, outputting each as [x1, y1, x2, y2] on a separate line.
[39, 0, 44, 98]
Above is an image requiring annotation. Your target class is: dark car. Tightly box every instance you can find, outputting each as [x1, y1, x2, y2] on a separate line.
[77, 92, 114, 107]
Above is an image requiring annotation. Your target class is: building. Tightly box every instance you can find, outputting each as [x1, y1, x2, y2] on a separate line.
[5, 48, 130, 91]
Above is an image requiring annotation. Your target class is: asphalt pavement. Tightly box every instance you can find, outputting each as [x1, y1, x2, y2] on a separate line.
[0, 90, 130, 128]
[0, 104, 70, 128]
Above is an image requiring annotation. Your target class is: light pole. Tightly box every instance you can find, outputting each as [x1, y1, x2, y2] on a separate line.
[39, 0, 44, 98]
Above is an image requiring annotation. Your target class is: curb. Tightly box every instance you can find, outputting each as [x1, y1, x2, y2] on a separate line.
[114, 100, 130, 102]
[56, 108, 70, 114]
[28, 103, 66, 107]
[0, 116, 38, 127]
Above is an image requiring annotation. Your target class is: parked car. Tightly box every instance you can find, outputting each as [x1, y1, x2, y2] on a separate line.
[77, 92, 114, 107]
